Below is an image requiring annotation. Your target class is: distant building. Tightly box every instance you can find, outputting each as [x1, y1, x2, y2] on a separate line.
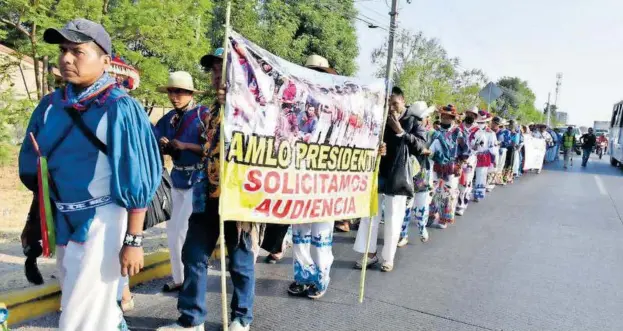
[555, 111, 568, 125]
[0, 43, 61, 100]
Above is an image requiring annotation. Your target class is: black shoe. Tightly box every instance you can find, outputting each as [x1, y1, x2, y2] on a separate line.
[264, 254, 281, 264]
[24, 257, 44, 285]
[287, 282, 309, 297]
[307, 285, 327, 300]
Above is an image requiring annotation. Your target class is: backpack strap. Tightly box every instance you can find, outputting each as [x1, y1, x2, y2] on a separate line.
[65, 107, 108, 155]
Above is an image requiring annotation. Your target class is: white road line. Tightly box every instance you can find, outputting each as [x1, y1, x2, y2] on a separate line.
[595, 175, 608, 196]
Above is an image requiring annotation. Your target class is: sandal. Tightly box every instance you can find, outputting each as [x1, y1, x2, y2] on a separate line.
[380, 263, 394, 272]
[334, 221, 350, 233]
[354, 255, 379, 269]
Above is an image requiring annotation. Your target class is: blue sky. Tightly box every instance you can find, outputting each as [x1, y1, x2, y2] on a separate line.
[354, 0, 623, 126]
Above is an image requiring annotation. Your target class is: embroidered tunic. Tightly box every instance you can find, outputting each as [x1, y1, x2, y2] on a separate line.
[19, 84, 162, 246]
[154, 105, 210, 189]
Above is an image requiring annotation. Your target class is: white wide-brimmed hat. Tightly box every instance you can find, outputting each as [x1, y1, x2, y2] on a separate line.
[465, 106, 479, 116]
[305, 54, 338, 74]
[410, 101, 436, 119]
[156, 71, 203, 94]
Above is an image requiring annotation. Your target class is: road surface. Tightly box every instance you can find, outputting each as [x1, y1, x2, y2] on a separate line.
[16, 155, 623, 331]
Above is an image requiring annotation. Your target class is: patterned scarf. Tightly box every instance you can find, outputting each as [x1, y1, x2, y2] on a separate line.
[61, 73, 115, 111]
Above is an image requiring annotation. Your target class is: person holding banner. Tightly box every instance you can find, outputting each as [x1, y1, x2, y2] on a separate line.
[470, 110, 495, 202]
[158, 49, 259, 331]
[19, 19, 162, 331]
[398, 101, 436, 246]
[286, 55, 340, 298]
[429, 105, 468, 229]
[154, 71, 210, 293]
[455, 107, 478, 216]
[353, 87, 429, 271]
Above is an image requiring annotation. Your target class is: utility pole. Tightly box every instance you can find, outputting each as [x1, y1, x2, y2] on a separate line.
[384, 0, 399, 97]
[554, 72, 563, 107]
[362, 0, 400, 305]
[546, 92, 551, 126]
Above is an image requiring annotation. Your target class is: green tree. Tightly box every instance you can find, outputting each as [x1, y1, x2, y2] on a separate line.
[372, 30, 486, 110]
[494, 76, 543, 123]
[211, 0, 359, 75]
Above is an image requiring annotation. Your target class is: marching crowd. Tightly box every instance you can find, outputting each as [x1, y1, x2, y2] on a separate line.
[14, 18, 569, 331]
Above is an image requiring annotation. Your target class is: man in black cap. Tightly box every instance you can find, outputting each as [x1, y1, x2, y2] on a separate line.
[19, 18, 161, 330]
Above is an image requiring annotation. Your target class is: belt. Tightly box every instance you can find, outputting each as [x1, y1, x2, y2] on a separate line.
[55, 196, 113, 213]
[173, 163, 205, 171]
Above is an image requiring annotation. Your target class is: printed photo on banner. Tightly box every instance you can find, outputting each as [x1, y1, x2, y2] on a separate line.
[220, 31, 386, 224]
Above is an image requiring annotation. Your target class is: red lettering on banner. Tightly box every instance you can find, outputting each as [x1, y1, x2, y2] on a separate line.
[244, 169, 262, 192]
[273, 199, 291, 218]
[327, 175, 339, 193]
[291, 200, 305, 219]
[303, 199, 313, 218]
[265, 171, 280, 194]
[360, 176, 368, 191]
[309, 199, 322, 218]
[282, 173, 294, 194]
[347, 197, 356, 214]
[319, 174, 330, 192]
[255, 199, 271, 216]
[301, 174, 313, 194]
[322, 198, 334, 217]
[335, 197, 343, 215]
[242, 169, 371, 195]
[252, 197, 358, 220]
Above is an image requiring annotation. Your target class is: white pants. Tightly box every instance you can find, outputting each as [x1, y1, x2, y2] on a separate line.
[292, 222, 334, 291]
[167, 187, 193, 285]
[354, 194, 408, 265]
[513, 150, 521, 175]
[457, 157, 476, 212]
[474, 167, 488, 200]
[56, 204, 127, 331]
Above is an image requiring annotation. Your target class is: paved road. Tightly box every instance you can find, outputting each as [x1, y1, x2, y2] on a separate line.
[16, 155, 623, 331]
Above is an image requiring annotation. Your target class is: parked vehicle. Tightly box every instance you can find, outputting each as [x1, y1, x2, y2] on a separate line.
[609, 101, 623, 166]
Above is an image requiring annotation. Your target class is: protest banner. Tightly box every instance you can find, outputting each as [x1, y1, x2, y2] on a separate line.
[523, 135, 546, 171]
[219, 31, 386, 224]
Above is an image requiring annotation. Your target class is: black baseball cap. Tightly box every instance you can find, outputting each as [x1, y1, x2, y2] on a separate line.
[200, 48, 224, 70]
[43, 18, 112, 55]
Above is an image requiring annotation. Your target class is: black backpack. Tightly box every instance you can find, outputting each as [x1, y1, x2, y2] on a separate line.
[66, 107, 172, 230]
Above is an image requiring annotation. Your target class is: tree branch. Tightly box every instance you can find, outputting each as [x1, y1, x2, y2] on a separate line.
[0, 17, 30, 37]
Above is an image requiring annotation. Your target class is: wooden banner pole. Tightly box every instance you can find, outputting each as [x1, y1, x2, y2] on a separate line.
[219, 1, 232, 330]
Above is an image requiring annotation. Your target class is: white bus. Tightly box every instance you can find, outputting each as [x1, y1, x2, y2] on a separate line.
[609, 101, 623, 166]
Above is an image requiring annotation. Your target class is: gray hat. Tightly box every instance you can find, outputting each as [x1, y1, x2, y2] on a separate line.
[44, 18, 112, 55]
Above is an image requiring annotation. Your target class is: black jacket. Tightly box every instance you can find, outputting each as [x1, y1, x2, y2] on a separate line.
[379, 106, 428, 194]
[581, 133, 596, 149]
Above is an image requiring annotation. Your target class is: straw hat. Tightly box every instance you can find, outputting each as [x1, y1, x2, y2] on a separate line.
[439, 104, 458, 118]
[410, 101, 436, 119]
[305, 54, 338, 74]
[156, 71, 203, 94]
[465, 106, 479, 116]
[476, 110, 492, 122]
